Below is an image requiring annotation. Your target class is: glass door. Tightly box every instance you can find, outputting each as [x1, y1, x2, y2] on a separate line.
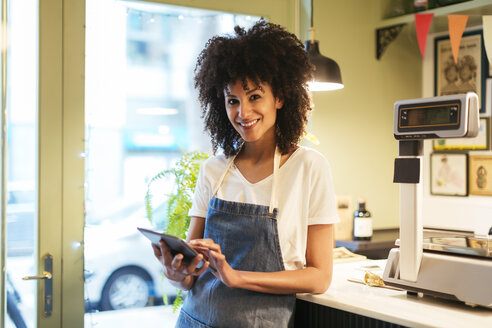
[4, 0, 38, 327]
[3, 0, 85, 327]
[83, 1, 259, 326]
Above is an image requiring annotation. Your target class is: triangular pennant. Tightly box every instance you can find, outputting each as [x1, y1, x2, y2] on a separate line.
[376, 24, 405, 59]
[448, 15, 469, 64]
[483, 16, 492, 71]
[415, 13, 434, 58]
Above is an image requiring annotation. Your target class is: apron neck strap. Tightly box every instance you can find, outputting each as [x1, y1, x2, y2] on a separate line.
[212, 146, 281, 215]
[212, 154, 237, 197]
[269, 147, 281, 214]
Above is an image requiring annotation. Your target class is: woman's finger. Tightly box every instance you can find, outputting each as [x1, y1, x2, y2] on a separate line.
[210, 250, 225, 262]
[194, 260, 209, 276]
[192, 240, 221, 253]
[208, 250, 226, 272]
[171, 253, 184, 271]
[186, 253, 203, 273]
[159, 240, 175, 265]
[152, 243, 161, 258]
[191, 239, 217, 248]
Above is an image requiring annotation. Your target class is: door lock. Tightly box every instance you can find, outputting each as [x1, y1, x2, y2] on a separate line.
[22, 253, 53, 317]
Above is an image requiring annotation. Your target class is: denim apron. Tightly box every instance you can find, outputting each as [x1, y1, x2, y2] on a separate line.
[175, 147, 296, 328]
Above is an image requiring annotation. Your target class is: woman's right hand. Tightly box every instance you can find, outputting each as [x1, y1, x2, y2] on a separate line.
[152, 240, 210, 283]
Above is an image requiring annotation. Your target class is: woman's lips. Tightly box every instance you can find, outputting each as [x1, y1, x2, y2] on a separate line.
[237, 119, 259, 129]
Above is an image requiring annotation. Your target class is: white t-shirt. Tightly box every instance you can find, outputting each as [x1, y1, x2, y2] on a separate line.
[188, 146, 339, 270]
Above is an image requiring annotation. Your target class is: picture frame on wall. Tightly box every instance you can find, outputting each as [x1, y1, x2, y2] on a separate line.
[433, 117, 490, 151]
[430, 153, 468, 196]
[434, 30, 488, 114]
[469, 155, 492, 196]
[485, 78, 492, 117]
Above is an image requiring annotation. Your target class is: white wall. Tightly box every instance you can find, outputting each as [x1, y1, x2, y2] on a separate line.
[422, 27, 492, 235]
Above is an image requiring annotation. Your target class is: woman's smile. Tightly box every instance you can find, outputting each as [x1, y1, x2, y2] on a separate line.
[237, 119, 260, 129]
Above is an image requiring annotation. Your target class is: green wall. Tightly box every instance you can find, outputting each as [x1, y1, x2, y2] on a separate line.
[300, 0, 422, 229]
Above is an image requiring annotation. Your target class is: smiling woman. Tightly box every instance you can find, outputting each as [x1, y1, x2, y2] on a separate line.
[149, 20, 339, 328]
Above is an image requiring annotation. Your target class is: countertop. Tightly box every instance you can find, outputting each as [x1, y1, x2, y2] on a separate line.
[296, 259, 492, 328]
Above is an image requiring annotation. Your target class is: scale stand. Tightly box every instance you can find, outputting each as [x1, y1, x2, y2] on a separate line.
[383, 141, 492, 308]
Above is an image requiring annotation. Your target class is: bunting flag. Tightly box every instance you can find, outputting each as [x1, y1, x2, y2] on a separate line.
[483, 16, 492, 72]
[448, 15, 469, 63]
[415, 13, 434, 58]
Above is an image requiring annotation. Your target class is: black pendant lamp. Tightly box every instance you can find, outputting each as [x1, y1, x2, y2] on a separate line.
[305, 0, 343, 91]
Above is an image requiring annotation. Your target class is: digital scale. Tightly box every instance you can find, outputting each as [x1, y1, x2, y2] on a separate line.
[383, 92, 492, 308]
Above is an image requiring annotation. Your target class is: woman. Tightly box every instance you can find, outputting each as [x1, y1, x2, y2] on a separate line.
[153, 20, 339, 327]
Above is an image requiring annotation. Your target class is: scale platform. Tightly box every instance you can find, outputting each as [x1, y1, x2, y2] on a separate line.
[420, 228, 492, 259]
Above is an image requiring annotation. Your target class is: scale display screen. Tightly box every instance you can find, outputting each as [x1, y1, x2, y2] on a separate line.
[394, 93, 478, 141]
[398, 101, 460, 130]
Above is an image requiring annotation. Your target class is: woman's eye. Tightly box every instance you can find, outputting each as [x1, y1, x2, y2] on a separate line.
[250, 94, 261, 101]
[227, 99, 238, 105]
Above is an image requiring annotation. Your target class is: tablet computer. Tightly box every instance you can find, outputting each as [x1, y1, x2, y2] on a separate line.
[137, 227, 212, 270]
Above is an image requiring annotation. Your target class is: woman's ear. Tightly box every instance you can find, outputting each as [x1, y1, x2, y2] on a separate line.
[275, 97, 284, 110]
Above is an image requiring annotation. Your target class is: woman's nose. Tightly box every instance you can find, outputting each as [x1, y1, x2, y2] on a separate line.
[238, 101, 253, 118]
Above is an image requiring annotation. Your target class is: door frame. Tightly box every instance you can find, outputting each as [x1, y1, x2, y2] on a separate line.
[1, 0, 8, 324]
[38, 0, 85, 326]
[34, 0, 299, 326]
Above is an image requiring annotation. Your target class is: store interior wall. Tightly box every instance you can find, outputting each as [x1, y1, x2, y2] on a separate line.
[422, 28, 492, 235]
[300, 0, 422, 229]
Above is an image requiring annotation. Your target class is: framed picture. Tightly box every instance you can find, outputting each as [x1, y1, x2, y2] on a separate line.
[430, 153, 468, 196]
[433, 117, 490, 151]
[469, 155, 492, 196]
[434, 30, 488, 114]
[485, 78, 492, 117]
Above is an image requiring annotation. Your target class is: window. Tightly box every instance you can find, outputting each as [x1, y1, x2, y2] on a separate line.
[84, 1, 259, 325]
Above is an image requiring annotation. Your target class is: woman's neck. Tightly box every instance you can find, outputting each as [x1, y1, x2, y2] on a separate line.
[239, 139, 277, 164]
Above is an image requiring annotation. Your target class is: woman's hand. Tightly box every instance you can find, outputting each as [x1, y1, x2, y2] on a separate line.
[152, 240, 209, 283]
[190, 239, 243, 288]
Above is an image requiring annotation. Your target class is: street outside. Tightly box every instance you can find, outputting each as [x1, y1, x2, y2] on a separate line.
[7, 255, 179, 328]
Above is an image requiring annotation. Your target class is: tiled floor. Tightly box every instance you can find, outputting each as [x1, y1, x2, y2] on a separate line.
[84, 305, 179, 328]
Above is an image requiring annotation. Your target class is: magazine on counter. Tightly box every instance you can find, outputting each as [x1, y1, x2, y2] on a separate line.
[333, 247, 367, 264]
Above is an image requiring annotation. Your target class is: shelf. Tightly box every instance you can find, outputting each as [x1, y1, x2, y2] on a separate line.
[335, 228, 399, 259]
[378, 0, 492, 30]
[376, 0, 492, 59]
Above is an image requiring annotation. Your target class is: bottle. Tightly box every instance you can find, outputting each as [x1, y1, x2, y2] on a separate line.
[353, 198, 373, 241]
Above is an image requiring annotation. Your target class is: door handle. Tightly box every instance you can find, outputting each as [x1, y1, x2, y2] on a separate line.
[22, 253, 53, 317]
[22, 271, 52, 280]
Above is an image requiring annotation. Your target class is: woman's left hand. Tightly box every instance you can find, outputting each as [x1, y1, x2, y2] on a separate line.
[189, 239, 242, 288]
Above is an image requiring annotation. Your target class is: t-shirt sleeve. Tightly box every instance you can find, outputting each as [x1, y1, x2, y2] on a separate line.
[188, 161, 212, 218]
[308, 154, 340, 225]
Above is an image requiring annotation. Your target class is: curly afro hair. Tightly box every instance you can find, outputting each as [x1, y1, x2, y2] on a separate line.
[194, 19, 314, 156]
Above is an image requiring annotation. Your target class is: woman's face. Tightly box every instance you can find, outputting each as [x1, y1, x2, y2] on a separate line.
[224, 79, 283, 145]
[459, 65, 472, 82]
[446, 66, 458, 83]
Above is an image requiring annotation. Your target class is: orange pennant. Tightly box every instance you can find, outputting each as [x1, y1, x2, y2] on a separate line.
[448, 15, 468, 63]
[415, 14, 434, 58]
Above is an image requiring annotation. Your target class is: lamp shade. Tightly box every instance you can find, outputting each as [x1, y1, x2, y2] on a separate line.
[305, 40, 343, 91]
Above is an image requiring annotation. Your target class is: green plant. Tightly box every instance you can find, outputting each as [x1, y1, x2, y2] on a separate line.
[145, 150, 209, 310]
